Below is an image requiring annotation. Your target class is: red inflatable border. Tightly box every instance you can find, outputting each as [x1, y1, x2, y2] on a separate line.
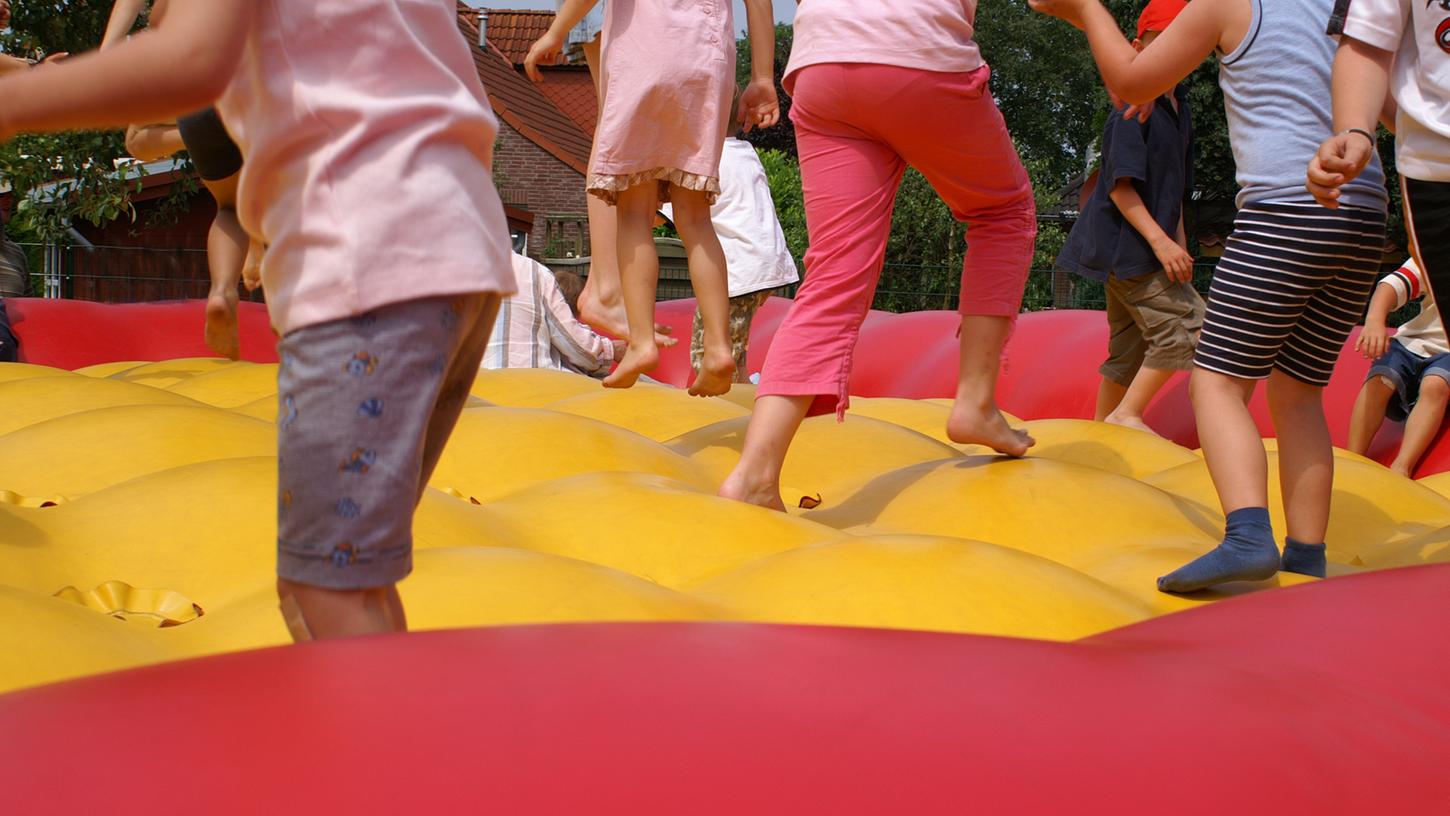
[6, 296, 1443, 474]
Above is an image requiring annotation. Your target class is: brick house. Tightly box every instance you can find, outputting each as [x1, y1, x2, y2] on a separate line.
[457, 5, 599, 261]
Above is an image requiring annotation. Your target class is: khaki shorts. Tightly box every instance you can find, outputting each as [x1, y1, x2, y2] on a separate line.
[690, 289, 773, 375]
[1101, 270, 1205, 386]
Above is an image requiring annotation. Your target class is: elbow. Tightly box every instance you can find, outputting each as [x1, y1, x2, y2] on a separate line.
[1115, 79, 1157, 107]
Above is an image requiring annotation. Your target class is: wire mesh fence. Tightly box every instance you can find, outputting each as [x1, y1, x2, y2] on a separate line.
[4, 243, 265, 304]
[8, 245, 1402, 325]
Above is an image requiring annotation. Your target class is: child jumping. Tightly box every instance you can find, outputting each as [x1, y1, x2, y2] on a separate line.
[661, 91, 800, 383]
[0, 0, 516, 639]
[524, 0, 780, 397]
[1057, 0, 1203, 435]
[1348, 258, 1449, 477]
[719, 0, 1039, 511]
[1032, 0, 1389, 590]
[104, 0, 261, 360]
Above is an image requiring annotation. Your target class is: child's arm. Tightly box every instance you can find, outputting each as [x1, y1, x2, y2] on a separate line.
[1356, 281, 1400, 361]
[0, 1, 252, 143]
[1028, 0, 1229, 105]
[523, 0, 600, 82]
[124, 122, 184, 162]
[0, 54, 29, 75]
[1108, 178, 1194, 282]
[739, 0, 779, 131]
[1306, 37, 1394, 209]
[101, 0, 149, 50]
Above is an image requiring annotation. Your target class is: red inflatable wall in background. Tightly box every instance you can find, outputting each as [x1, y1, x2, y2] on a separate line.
[7, 296, 1443, 474]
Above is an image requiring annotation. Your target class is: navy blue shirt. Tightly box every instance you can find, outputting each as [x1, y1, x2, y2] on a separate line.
[1056, 86, 1194, 282]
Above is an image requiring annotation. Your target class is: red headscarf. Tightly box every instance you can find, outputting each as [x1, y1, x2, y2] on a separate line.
[1137, 0, 1189, 38]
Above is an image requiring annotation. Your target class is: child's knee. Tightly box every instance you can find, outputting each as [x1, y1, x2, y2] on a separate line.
[1420, 375, 1450, 403]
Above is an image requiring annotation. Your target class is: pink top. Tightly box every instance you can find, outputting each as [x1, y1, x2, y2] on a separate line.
[217, 0, 515, 336]
[784, 0, 983, 93]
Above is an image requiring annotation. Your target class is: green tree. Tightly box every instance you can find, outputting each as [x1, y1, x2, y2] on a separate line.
[734, 22, 796, 157]
[0, 0, 193, 245]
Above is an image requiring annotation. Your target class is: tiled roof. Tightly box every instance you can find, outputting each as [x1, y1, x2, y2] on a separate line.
[536, 66, 599, 134]
[457, 5, 593, 174]
[480, 8, 560, 66]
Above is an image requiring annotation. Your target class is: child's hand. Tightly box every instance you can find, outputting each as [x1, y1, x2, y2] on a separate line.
[1356, 323, 1389, 361]
[1153, 236, 1194, 283]
[523, 30, 566, 83]
[1027, 0, 1094, 30]
[738, 77, 779, 132]
[1307, 131, 1374, 209]
[1108, 88, 1153, 123]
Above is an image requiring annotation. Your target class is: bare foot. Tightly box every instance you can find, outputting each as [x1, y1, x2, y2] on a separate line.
[688, 348, 736, 397]
[1390, 462, 1414, 479]
[603, 342, 660, 389]
[579, 292, 677, 347]
[718, 467, 787, 511]
[947, 402, 1035, 457]
[204, 285, 241, 360]
[1104, 412, 1160, 436]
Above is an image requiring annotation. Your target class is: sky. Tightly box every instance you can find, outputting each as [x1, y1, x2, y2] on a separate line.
[466, 2, 797, 28]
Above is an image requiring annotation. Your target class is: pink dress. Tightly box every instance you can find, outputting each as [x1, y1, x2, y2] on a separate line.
[589, 0, 736, 205]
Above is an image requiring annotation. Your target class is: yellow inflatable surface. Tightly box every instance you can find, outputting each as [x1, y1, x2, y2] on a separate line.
[3, 361, 1449, 693]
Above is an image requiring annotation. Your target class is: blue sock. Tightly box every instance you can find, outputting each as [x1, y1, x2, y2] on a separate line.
[1157, 507, 1279, 593]
[1280, 537, 1327, 578]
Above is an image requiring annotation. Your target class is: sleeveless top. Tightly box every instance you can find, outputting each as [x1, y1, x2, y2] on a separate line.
[1217, 0, 1388, 210]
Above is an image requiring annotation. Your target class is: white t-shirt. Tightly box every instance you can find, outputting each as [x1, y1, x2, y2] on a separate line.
[661, 138, 800, 298]
[1384, 258, 1448, 357]
[1334, 0, 1450, 180]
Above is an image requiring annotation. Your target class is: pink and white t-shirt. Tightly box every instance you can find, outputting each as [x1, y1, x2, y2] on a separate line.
[217, 0, 515, 336]
[1383, 258, 1448, 357]
[784, 0, 983, 92]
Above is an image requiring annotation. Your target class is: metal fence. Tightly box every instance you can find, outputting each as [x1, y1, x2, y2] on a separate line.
[6, 243, 265, 304]
[10, 245, 1400, 325]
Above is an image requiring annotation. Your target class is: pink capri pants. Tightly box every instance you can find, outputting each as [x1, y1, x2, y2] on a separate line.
[758, 63, 1037, 418]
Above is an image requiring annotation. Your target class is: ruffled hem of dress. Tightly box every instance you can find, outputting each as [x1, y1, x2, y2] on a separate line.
[587, 168, 721, 206]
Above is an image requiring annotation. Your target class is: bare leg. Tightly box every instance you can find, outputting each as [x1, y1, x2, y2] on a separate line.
[1193, 369, 1265, 512]
[602, 184, 663, 389]
[1104, 366, 1174, 435]
[1347, 376, 1394, 456]
[1267, 370, 1332, 543]
[718, 393, 812, 510]
[276, 577, 406, 642]
[946, 314, 1034, 456]
[201, 174, 246, 360]
[670, 186, 735, 396]
[1095, 377, 1128, 421]
[1391, 375, 1450, 478]
[579, 193, 628, 335]
[580, 194, 676, 347]
[1156, 367, 1279, 593]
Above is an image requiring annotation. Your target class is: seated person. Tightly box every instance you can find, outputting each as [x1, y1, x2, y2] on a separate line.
[482, 252, 623, 376]
[553, 269, 588, 319]
[1349, 258, 1449, 478]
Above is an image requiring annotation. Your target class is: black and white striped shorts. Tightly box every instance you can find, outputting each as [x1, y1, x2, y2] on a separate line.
[1195, 200, 1386, 386]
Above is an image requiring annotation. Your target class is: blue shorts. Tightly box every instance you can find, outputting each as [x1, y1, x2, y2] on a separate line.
[1367, 341, 1450, 422]
[275, 294, 496, 590]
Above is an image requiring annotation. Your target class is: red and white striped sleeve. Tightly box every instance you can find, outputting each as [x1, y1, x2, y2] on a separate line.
[1381, 258, 1425, 309]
